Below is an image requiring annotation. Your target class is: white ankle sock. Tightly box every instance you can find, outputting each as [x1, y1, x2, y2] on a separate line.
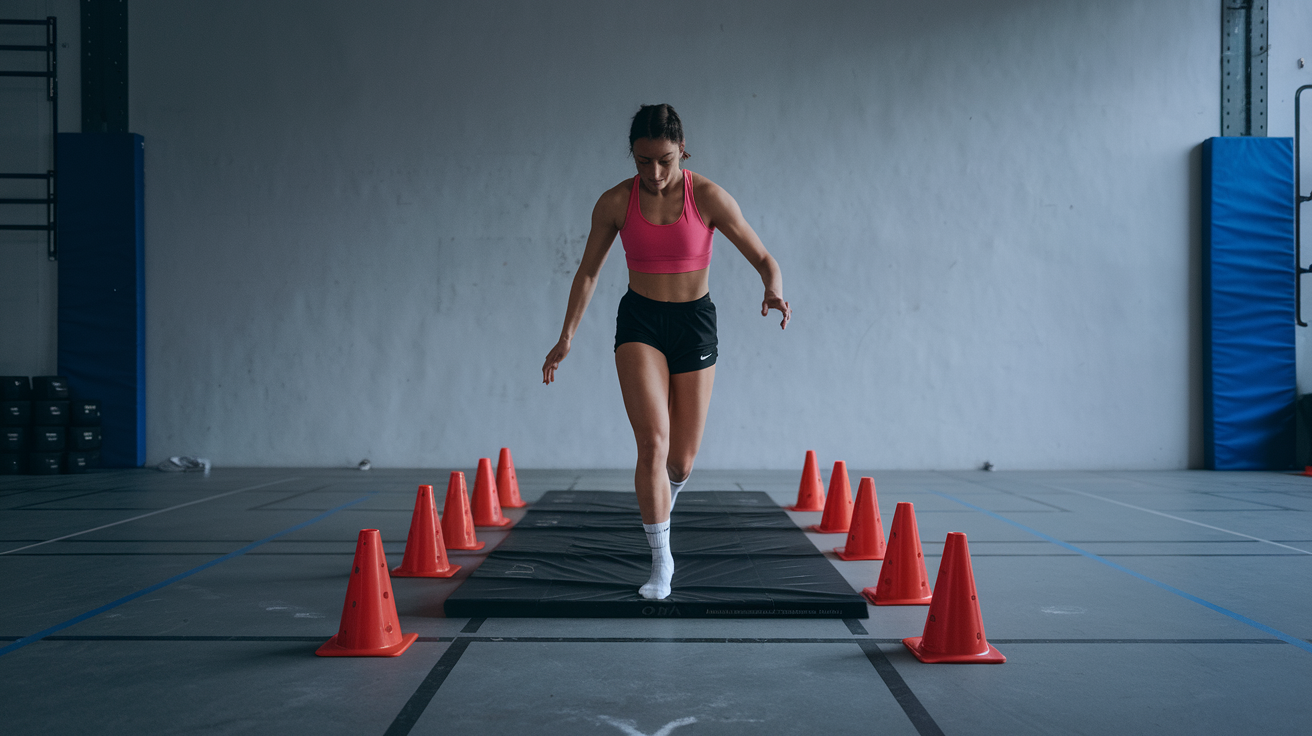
[669, 475, 689, 511]
[639, 520, 673, 600]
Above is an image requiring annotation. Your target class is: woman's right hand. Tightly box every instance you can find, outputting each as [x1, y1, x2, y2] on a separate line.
[542, 337, 571, 384]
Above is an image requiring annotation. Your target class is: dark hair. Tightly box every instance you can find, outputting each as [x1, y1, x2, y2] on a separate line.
[628, 104, 690, 160]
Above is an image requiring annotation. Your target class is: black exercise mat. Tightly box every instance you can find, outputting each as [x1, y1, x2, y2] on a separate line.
[443, 490, 868, 618]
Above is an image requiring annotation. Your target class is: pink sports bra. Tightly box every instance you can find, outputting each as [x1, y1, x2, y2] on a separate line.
[619, 171, 714, 274]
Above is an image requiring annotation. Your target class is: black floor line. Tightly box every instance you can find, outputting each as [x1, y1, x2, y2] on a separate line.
[844, 618, 869, 635]
[0, 635, 332, 642]
[988, 486, 1073, 513]
[6, 507, 180, 512]
[857, 638, 945, 736]
[5, 537, 1306, 543]
[2, 552, 370, 556]
[10, 488, 138, 509]
[460, 618, 485, 634]
[384, 637, 471, 736]
[0, 538, 422, 544]
[6, 634, 1295, 645]
[246, 486, 331, 510]
[250, 507, 411, 512]
[7, 536, 1308, 545]
[913, 509, 1062, 514]
[929, 553, 1310, 558]
[989, 638, 1291, 644]
[1205, 493, 1299, 511]
[9, 551, 1308, 559]
[457, 636, 868, 643]
[381, 627, 947, 736]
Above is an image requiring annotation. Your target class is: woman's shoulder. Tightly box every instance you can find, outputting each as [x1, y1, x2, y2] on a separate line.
[593, 178, 634, 228]
[687, 171, 732, 212]
[600, 178, 633, 208]
[688, 171, 728, 200]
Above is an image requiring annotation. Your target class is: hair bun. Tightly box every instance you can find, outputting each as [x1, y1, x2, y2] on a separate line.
[629, 104, 686, 154]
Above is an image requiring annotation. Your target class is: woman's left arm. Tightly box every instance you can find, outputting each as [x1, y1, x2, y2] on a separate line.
[697, 175, 791, 329]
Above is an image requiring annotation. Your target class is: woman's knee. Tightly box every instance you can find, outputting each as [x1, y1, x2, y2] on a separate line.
[666, 456, 695, 482]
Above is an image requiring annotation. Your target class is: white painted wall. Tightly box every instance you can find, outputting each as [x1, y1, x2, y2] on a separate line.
[0, 0, 78, 377]
[125, 0, 1229, 470]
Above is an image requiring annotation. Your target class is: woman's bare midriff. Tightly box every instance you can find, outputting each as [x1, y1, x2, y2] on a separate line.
[628, 268, 710, 303]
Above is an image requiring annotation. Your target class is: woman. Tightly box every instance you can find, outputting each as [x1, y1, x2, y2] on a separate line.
[542, 104, 790, 600]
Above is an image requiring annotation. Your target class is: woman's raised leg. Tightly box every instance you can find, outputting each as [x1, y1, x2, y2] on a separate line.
[667, 366, 715, 480]
[666, 365, 715, 506]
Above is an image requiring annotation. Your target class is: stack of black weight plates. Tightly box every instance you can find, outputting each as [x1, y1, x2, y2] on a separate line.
[0, 377, 32, 475]
[0, 376, 102, 474]
[28, 376, 71, 475]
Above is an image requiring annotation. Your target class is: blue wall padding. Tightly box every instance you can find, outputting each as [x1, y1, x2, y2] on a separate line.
[56, 133, 146, 468]
[1202, 136, 1296, 470]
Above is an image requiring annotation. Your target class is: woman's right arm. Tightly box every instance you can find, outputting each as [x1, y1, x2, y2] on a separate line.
[542, 187, 625, 384]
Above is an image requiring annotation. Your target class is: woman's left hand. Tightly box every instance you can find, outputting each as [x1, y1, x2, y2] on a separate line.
[762, 292, 791, 330]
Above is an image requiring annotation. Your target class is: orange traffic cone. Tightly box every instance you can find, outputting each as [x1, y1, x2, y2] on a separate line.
[862, 501, 932, 605]
[835, 477, 885, 560]
[809, 460, 853, 533]
[497, 447, 527, 508]
[472, 457, 513, 527]
[441, 471, 485, 551]
[316, 529, 418, 657]
[904, 532, 1005, 663]
[785, 450, 826, 511]
[391, 485, 460, 578]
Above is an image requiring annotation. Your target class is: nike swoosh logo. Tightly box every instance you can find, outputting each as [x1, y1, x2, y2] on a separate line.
[700, 353, 713, 360]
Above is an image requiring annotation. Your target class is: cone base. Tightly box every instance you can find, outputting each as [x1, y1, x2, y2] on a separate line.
[862, 587, 932, 606]
[785, 502, 825, 512]
[391, 563, 461, 578]
[809, 523, 850, 534]
[315, 631, 418, 657]
[835, 546, 884, 561]
[902, 636, 1006, 664]
[474, 517, 514, 528]
[499, 499, 528, 508]
[445, 541, 486, 551]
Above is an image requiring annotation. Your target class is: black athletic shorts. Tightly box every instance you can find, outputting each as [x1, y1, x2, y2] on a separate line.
[614, 288, 718, 374]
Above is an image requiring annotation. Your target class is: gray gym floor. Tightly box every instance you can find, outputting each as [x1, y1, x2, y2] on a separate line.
[2, 468, 1310, 735]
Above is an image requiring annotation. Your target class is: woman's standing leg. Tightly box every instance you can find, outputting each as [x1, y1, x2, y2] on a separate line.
[617, 342, 716, 599]
[616, 342, 679, 599]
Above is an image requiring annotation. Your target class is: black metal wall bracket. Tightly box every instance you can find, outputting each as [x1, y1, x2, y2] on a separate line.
[0, 17, 58, 261]
[1296, 85, 1312, 326]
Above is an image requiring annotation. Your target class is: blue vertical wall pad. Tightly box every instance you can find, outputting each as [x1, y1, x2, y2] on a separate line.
[56, 133, 146, 468]
[1201, 137, 1296, 470]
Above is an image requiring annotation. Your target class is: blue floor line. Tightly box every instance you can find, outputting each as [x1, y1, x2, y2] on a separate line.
[930, 491, 1312, 655]
[0, 493, 375, 657]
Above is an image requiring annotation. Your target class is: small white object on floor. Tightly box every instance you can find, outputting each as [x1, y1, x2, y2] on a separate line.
[156, 456, 211, 474]
[358, 459, 371, 471]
